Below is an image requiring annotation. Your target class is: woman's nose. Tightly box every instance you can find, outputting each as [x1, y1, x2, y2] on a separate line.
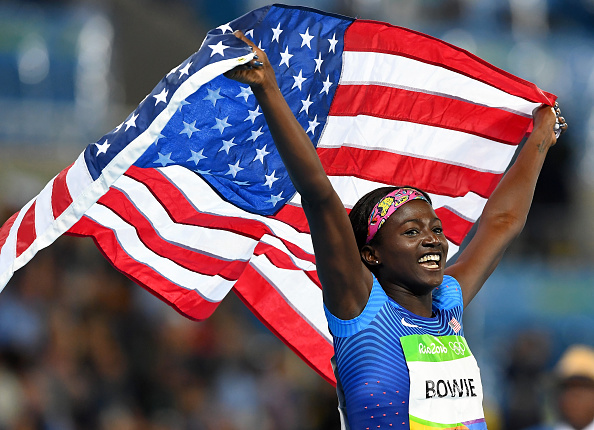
[422, 231, 440, 246]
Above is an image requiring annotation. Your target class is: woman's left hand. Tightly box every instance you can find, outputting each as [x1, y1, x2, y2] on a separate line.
[532, 103, 568, 149]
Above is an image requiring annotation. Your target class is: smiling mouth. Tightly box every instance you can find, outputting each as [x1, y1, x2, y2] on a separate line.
[418, 254, 441, 269]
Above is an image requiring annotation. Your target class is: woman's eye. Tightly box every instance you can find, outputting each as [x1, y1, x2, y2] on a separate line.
[404, 229, 418, 236]
[433, 227, 443, 234]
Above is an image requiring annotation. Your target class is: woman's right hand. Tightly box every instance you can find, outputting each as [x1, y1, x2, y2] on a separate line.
[224, 31, 278, 92]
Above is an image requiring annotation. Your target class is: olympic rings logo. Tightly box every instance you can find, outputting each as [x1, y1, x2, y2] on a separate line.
[448, 341, 466, 356]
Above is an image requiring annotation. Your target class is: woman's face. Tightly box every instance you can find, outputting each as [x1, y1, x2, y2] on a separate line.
[372, 199, 448, 293]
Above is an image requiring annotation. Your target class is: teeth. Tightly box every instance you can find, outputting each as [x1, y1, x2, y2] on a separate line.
[418, 254, 440, 263]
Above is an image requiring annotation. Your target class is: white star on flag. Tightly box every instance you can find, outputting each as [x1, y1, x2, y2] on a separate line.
[279, 47, 293, 67]
[124, 113, 139, 131]
[154, 152, 174, 167]
[267, 192, 284, 206]
[306, 115, 320, 135]
[208, 41, 230, 57]
[300, 95, 313, 115]
[300, 27, 314, 48]
[203, 88, 224, 106]
[212, 116, 231, 134]
[217, 22, 233, 33]
[320, 75, 333, 95]
[244, 106, 263, 124]
[187, 149, 207, 165]
[263, 170, 279, 188]
[313, 52, 323, 73]
[236, 86, 253, 102]
[292, 70, 307, 90]
[219, 137, 237, 154]
[153, 88, 168, 105]
[178, 62, 192, 77]
[248, 126, 264, 142]
[253, 145, 270, 163]
[226, 160, 244, 178]
[328, 33, 338, 52]
[95, 139, 110, 155]
[179, 120, 199, 138]
[271, 23, 283, 42]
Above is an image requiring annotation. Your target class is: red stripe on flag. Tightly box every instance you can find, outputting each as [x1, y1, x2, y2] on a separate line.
[126, 167, 270, 240]
[330, 85, 530, 145]
[16, 202, 37, 258]
[317, 147, 503, 198]
[272, 205, 311, 234]
[254, 242, 321, 287]
[68, 216, 220, 321]
[127, 167, 316, 264]
[434, 207, 474, 247]
[51, 164, 74, 219]
[233, 264, 335, 384]
[95, 189, 248, 280]
[344, 20, 556, 105]
[0, 211, 20, 251]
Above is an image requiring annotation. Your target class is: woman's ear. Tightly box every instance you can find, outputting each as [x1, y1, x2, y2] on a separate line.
[361, 245, 380, 266]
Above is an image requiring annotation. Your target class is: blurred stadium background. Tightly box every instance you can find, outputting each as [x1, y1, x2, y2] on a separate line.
[0, 0, 592, 429]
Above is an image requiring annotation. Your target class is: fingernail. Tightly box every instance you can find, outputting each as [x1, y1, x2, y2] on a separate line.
[254, 61, 263, 67]
[253, 54, 259, 60]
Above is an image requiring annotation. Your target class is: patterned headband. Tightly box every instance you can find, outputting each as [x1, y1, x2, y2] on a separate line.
[366, 188, 429, 243]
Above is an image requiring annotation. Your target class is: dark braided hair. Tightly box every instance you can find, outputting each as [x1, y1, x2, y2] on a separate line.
[348, 186, 433, 252]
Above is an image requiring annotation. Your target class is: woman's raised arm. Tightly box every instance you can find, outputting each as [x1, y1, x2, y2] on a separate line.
[225, 32, 372, 319]
[446, 104, 567, 307]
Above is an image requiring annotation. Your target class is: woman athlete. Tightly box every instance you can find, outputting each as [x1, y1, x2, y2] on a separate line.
[226, 31, 567, 430]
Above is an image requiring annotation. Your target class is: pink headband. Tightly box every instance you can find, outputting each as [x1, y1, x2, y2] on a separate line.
[366, 188, 429, 243]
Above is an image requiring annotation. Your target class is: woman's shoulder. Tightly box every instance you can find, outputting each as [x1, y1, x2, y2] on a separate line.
[324, 276, 389, 338]
[432, 275, 463, 310]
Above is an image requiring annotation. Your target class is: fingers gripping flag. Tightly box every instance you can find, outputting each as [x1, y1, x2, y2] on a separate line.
[0, 4, 556, 383]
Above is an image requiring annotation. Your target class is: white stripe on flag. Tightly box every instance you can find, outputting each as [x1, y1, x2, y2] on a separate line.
[112, 175, 257, 262]
[158, 166, 315, 255]
[289, 176, 487, 223]
[318, 115, 517, 173]
[0, 199, 35, 284]
[341, 51, 541, 115]
[66, 153, 94, 200]
[250, 253, 331, 342]
[447, 243, 459, 261]
[259, 234, 317, 272]
[34, 176, 57, 237]
[84, 203, 235, 301]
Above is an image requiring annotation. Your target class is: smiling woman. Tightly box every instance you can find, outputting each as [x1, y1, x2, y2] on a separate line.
[224, 28, 567, 430]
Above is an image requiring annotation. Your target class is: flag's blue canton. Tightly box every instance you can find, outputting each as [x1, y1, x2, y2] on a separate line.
[84, 5, 353, 216]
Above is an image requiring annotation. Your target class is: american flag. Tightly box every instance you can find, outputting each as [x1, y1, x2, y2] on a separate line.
[0, 4, 555, 383]
[449, 317, 462, 334]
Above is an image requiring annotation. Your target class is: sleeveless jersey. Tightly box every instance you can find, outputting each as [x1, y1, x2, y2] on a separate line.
[324, 275, 486, 430]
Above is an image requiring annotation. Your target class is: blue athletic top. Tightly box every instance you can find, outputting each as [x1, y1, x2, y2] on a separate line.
[324, 275, 465, 429]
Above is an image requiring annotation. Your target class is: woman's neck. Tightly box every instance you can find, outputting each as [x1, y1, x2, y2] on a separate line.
[381, 282, 434, 317]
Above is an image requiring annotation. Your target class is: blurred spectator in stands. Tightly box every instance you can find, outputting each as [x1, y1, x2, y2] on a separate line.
[552, 345, 594, 430]
[504, 330, 552, 430]
[525, 344, 594, 430]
